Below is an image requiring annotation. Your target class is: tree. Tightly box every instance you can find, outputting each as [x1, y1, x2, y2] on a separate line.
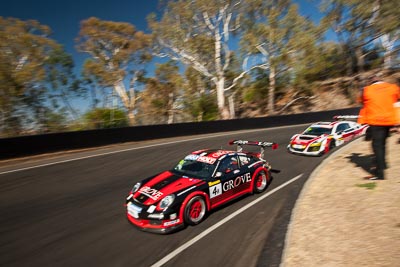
[0, 17, 64, 136]
[368, 0, 400, 69]
[320, 0, 399, 72]
[83, 108, 129, 129]
[45, 46, 84, 122]
[241, 0, 321, 114]
[76, 17, 152, 126]
[183, 67, 219, 121]
[39, 108, 69, 133]
[148, 0, 270, 120]
[140, 61, 183, 124]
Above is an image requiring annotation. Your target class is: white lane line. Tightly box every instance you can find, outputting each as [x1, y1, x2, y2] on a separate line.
[0, 124, 307, 175]
[151, 174, 304, 267]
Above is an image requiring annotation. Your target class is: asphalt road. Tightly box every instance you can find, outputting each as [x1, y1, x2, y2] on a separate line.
[0, 125, 329, 267]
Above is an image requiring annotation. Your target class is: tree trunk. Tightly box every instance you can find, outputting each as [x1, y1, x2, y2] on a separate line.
[355, 46, 364, 73]
[268, 66, 276, 114]
[167, 92, 174, 124]
[228, 93, 235, 119]
[113, 81, 135, 126]
[216, 77, 229, 119]
[381, 34, 396, 70]
[127, 108, 135, 126]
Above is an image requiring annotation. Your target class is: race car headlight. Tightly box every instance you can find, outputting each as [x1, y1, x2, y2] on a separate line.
[309, 142, 321, 147]
[132, 182, 141, 193]
[159, 194, 175, 210]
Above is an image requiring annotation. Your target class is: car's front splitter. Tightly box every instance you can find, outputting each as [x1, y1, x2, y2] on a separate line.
[126, 213, 185, 234]
[287, 147, 324, 156]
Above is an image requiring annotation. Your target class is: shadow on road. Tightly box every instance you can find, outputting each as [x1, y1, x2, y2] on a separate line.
[346, 153, 375, 175]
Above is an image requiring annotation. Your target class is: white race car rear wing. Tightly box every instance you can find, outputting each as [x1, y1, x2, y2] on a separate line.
[229, 140, 278, 160]
[333, 115, 360, 121]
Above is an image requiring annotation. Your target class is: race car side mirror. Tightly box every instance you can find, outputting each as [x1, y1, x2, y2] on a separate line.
[214, 172, 223, 178]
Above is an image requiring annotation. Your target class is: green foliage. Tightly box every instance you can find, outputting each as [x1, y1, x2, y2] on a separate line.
[356, 182, 377, 190]
[192, 94, 219, 121]
[182, 67, 218, 121]
[39, 109, 69, 133]
[45, 46, 84, 120]
[140, 61, 183, 124]
[320, 0, 399, 72]
[242, 70, 269, 103]
[148, 0, 246, 119]
[0, 17, 77, 137]
[240, 1, 321, 113]
[83, 108, 129, 129]
[76, 17, 152, 125]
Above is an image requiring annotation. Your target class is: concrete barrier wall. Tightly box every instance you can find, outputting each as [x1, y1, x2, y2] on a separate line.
[0, 107, 360, 159]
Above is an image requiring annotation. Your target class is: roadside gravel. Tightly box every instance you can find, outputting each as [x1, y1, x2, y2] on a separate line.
[281, 134, 400, 267]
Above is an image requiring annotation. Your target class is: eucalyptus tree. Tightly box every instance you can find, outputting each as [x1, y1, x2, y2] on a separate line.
[367, 0, 399, 69]
[148, 0, 270, 119]
[183, 67, 218, 121]
[76, 17, 152, 126]
[0, 17, 64, 136]
[45, 46, 83, 122]
[320, 0, 399, 72]
[140, 61, 183, 124]
[241, 0, 320, 113]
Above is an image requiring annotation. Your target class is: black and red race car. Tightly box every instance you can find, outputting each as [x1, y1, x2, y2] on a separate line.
[125, 140, 278, 234]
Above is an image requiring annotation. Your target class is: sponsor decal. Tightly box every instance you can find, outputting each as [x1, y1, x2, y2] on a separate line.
[223, 173, 251, 191]
[185, 154, 200, 161]
[127, 202, 142, 219]
[208, 180, 221, 186]
[163, 219, 180, 227]
[209, 173, 252, 198]
[197, 156, 216, 164]
[209, 150, 232, 158]
[138, 186, 164, 201]
[147, 205, 156, 213]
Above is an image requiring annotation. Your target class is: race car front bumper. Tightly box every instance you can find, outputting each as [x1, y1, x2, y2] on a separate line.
[126, 201, 185, 234]
[126, 213, 185, 234]
[287, 144, 324, 156]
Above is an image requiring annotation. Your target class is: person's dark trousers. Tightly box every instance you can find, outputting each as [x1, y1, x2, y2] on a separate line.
[370, 126, 391, 179]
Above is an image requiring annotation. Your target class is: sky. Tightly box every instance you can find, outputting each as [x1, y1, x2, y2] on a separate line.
[1, 0, 324, 113]
[2, 0, 161, 72]
[2, 0, 323, 67]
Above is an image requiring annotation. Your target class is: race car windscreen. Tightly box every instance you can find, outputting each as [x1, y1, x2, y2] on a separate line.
[304, 127, 332, 136]
[172, 158, 216, 179]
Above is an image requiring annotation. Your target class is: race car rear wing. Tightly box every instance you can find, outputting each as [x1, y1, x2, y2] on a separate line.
[333, 115, 360, 121]
[229, 140, 278, 160]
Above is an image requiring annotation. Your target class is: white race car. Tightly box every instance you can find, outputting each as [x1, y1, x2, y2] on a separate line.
[287, 117, 368, 156]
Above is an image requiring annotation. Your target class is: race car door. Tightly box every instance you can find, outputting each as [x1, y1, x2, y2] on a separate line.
[208, 155, 251, 207]
[335, 122, 352, 142]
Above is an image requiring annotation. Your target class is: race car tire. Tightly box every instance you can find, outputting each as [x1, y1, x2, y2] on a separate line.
[184, 196, 207, 226]
[328, 139, 336, 151]
[253, 171, 268, 193]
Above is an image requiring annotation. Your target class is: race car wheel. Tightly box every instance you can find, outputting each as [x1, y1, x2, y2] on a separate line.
[328, 139, 336, 151]
[253, 171, 268, 193]
[184, 196, 207, 225]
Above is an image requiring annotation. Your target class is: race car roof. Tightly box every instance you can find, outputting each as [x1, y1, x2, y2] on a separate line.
[310, 121, 339, 128]
[191, 149, 236, 159]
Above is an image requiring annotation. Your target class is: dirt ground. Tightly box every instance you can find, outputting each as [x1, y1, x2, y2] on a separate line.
[281, 134, 400, 267]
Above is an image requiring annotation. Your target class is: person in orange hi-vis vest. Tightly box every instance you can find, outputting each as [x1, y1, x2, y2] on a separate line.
[358, 73, 400, 180]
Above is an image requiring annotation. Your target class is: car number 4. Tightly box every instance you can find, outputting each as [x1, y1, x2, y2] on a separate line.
[209, 183, 222, 198]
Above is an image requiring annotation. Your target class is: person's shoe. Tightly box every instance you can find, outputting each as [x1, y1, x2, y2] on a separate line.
[364, 175, 384, 180]
[368, 176, 384, 180]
